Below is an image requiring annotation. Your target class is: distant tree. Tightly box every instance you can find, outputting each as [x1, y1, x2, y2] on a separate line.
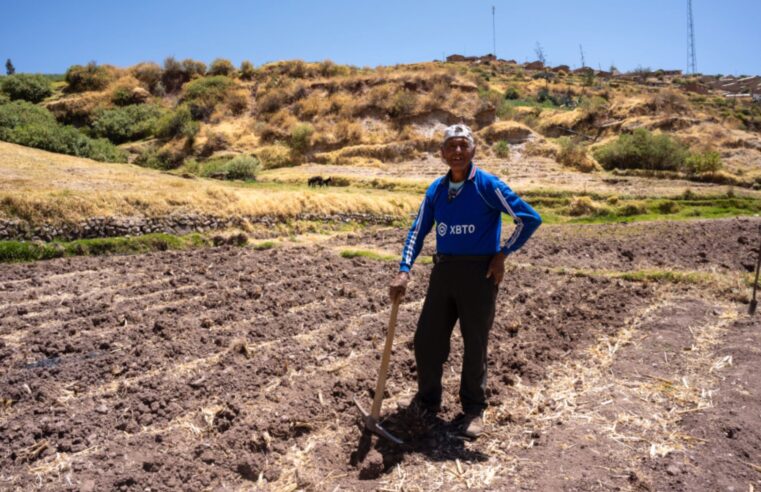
[534, 42, 546, 65]
[5, 59, 15, 75]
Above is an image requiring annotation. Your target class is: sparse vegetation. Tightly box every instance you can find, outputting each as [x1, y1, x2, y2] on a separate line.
[556, 137, 597, 172]
[493, 140, 510, 158]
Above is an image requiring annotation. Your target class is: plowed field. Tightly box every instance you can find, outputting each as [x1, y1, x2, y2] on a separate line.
[1, 218, 760, 491]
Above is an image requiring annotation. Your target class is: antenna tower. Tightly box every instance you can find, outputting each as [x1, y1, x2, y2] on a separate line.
[579, 44, 586, 68]
[687, 0, 697, 74]
[492, 6, 497, 58]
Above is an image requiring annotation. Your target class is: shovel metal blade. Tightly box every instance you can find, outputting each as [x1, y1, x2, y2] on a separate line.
[354, 397, 404, 445]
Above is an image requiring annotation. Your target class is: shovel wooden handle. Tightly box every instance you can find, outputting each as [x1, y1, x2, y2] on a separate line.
[369, 295, 401, 420]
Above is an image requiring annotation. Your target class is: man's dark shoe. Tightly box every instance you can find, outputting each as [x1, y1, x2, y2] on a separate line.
[460, 413, 484, 439]
[400, 394, 440, 415]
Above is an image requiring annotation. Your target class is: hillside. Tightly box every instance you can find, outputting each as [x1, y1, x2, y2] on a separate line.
[1, 57, 761, 238]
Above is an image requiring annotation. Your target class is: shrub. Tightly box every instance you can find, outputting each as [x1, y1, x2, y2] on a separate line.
[657, 200, 681, 214]
[135, 146, 185, 170]
[256, 88, 289, 114]
[200, 154, 260, 180]
[504, 87, 520, 100]
[389, 90, 417, 117]
[1, 74, 52, 103]
[155, 105, 199, 140]
[0, 101, 56, 139]
[617, 202, 647, 216]
[254, 144, 294, 169]
[240, 60, 255, 81]
[64, 62, 112, 92]
[181, 76, 235, 120]
[556, 137, 597, 172]
[289, 123, 314, 153]
[225, 89, 249, 115]
[683, 150, 722, 174]
[131, 62, 163, 93]
[182, 59, 206, 79]
[493, 140, 510, 158]
[91, 104, 164, 143]
[6, 122, 126, 162]
[162, 57, 190, 93]
[208, 58, 235, 76]
[593, 128, 688, 171]
[568, 196, 597, 216]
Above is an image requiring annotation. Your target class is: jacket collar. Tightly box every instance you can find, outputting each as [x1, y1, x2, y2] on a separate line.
[444, 162, 477, 184]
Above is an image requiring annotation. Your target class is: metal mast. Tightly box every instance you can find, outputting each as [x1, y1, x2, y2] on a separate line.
[579, 44, 586, 68]
[492, 6, 497, 58]
[687, 0, 697, 74]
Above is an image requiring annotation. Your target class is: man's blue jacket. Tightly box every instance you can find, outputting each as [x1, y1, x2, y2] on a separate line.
[399, 163, 542, 273]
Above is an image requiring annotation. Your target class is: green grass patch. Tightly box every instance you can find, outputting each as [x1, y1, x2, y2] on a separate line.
[251, 240, 277, 251]
[340, 249, 397, 261]
[523, 193, 761, 225]
[0, 233, 209, 263]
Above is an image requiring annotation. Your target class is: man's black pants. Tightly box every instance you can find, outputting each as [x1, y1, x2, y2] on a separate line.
[414, 256, 498, 416]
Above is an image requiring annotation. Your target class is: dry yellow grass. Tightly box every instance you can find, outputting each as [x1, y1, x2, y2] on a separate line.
[0, 142, 420, 225]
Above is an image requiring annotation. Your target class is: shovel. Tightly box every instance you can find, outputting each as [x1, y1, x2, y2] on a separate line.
[750, 234, 761, 315]
[354, 295, 404, 445]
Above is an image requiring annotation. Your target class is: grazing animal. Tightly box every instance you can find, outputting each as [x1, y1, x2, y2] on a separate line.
[322, 177, 333, 187]
[308, 176, 324, 187]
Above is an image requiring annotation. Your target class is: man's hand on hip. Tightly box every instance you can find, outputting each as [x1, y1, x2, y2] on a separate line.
[486, 252, 507, 285]
[388, 271, 410, 302]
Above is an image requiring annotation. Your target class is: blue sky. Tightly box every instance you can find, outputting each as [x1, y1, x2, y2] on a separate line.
[2, 0, 760, 76]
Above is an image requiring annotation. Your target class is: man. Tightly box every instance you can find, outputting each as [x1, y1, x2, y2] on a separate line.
[388, 124, 541, 438]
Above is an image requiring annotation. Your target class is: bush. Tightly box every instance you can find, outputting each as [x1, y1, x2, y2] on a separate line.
[557, 137, 597, 172]
[198, 154, 260, 180]
[683, 150, 722, 174]
[240, 60, 255, 81]
[162, 57, 184, 92]
[155, 106, 199, 140]
[617, 202, 647, 216]
[493, 140, 510, 158]
[208, 58, 235, 76]
[181, 76, 235, 120]
[6, 122, 126, 162]
[1, 74, 52, 103]
[593, 128, 688, 172]
[657, 200, 681, 214]
[504, 87, 521, 100]
[0, 101, 56, 139]
[254, 144, 295, 169]
[389, 90, 417, 117]
[568, 196, 597, 216]
[91, 104, 164, 143]
[135, 145, 186, 170]
[131, 62, 163, 93]
[64, 62, 112, 92]
[256, 88, 289, 114]
[182, 59, 206, 80]
[289, 123, 314, 154]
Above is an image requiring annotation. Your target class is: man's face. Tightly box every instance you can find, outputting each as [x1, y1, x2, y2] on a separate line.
[441, 137, 475, 174]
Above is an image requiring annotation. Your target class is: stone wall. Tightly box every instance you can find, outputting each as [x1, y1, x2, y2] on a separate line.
[0, 213, 398, 242]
